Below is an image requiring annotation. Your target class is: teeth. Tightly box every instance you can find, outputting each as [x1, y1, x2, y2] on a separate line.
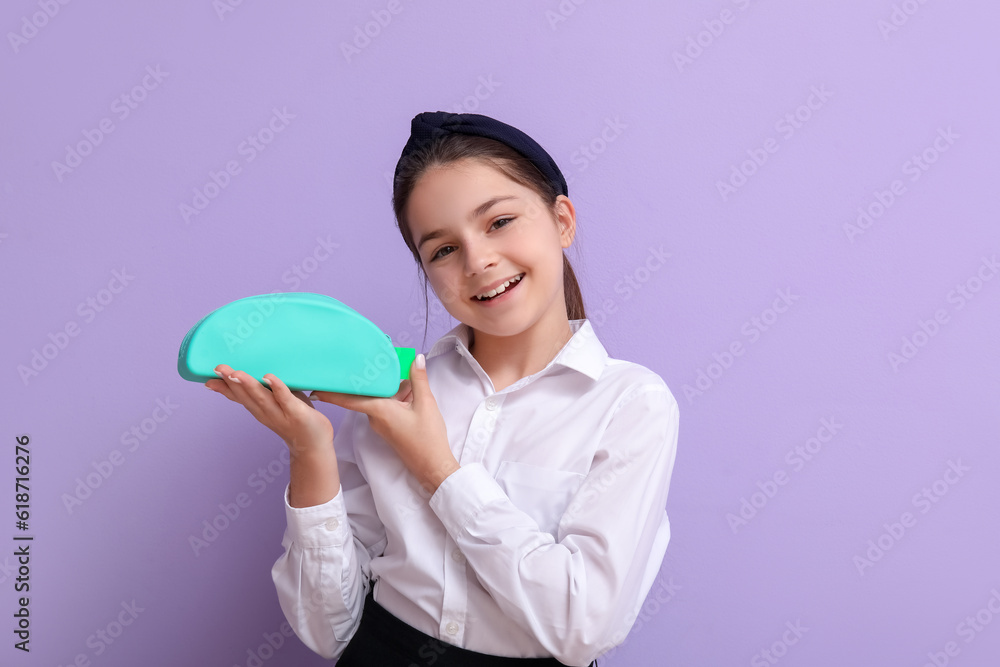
[476, 273, 523, 300]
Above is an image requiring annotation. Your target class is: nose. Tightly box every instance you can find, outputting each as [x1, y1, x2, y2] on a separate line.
[463, 236, 496, 277]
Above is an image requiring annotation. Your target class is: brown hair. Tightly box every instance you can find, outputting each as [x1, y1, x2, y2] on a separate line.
[391, 133, 586, 349]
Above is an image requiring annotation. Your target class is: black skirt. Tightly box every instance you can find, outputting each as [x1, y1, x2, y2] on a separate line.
[335, 586, 598, 667]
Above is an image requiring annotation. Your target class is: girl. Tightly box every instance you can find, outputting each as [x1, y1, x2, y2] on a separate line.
[205, 112, 680, 667]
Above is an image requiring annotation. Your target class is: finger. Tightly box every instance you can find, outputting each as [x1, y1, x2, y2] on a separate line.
[208, 366, 246, 403]
[311, 390, 370, 413]
[264, 374, 315, 411]
[214, 364, 248, 394]
[290, 389, 316, 408]
[232, 369, 289, 420]
[310, 390, 348, 408]
[204, 379, 238, 402]
[214, 366, 274, 423]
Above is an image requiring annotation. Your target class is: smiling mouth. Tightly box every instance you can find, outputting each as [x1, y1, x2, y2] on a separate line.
[472, 273, 525, 301]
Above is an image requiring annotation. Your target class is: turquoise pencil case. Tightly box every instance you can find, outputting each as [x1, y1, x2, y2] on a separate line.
[177, 292, 416, 397]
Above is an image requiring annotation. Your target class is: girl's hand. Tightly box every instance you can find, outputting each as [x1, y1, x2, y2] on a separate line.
[311, 354, 460, 494]
[204, 364, 333, 455]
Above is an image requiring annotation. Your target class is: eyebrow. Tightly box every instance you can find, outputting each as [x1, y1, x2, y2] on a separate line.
[416, 195, 518, 251]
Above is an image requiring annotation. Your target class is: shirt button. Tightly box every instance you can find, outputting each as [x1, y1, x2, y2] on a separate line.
[446, 621, 460, 635]
[485, 397, 497, 410]
[324, 518, 339, 531]
[451, 548, 465, 563]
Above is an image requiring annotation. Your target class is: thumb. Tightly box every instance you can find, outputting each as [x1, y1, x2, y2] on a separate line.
[407, 354, 432, 408]
[310, 389, 364, 412]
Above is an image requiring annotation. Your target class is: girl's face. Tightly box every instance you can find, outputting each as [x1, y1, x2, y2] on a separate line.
[406, 158, 575, 340]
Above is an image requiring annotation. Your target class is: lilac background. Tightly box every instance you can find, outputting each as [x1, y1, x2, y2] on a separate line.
[2, 1, 999, 665]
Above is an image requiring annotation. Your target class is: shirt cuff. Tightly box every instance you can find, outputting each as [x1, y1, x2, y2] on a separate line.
[428, 463, 508, 536]
[282, 482, 350, 548]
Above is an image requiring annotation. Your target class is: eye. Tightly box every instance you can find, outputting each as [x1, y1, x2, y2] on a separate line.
[428, 218, 515, 262]
[430, 245, 455, 261]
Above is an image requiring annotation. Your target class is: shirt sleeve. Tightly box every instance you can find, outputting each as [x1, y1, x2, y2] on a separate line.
[428, 382, 680, 667]
[270, 409, 388, 660]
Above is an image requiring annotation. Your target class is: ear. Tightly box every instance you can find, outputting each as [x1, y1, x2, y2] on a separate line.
[554, 195, 577, 248]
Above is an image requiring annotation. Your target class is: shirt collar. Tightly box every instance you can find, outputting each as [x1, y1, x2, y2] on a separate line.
[427, 318, 608, 382]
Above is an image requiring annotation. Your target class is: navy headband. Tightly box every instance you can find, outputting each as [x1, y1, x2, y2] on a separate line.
[393, 111, 568, 197]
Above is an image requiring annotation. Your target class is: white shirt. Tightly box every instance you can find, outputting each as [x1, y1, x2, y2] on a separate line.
[271, 318, 680, 666]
